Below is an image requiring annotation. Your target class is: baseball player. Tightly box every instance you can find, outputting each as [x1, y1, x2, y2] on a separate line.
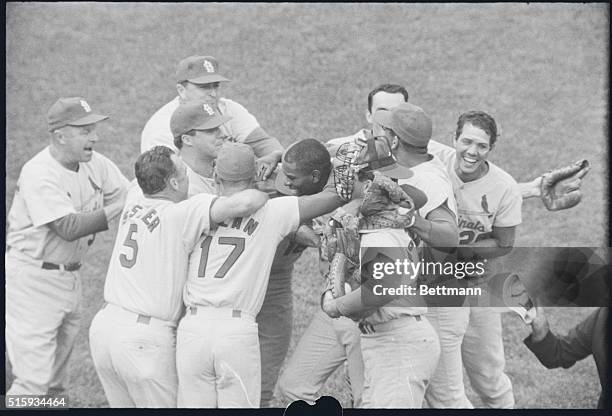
[88, 146, 269, 407]
[169, 100, 325, 407]
[5, 97, 128, 396]
[421, 111, 522, 408]
[176, 142, 345, 408]
[279, 86, 458, 408]
[258, 139, 332, 407]
[321, 138, 440, 408]
[171, 101, 231, 195]
[140, 55, 283, 179]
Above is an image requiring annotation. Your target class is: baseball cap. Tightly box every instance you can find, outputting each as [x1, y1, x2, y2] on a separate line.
[373, 102, 432, 148]
[170, 101, 232, 138]
[215, 142, 257, 181]
[175, 55, 230, 84]
[356, 136, 413, 179]
[47, 97, 108, 132]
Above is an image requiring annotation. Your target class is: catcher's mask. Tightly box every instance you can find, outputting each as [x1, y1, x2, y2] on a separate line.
[333, 135, 412, 201]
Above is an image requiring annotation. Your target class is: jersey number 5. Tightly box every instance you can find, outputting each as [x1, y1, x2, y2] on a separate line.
[119, 223, 139, 268]
[198, 236, 245, 278]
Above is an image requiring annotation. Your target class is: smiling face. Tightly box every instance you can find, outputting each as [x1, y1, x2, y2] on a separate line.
[177, 81, 220, 106]
[56, 123, 99, 164]
[454, 122, 492, 182]
[280, 160, 321, 196]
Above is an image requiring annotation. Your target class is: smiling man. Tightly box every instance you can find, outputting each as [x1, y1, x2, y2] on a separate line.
[5, 97, 129, 396]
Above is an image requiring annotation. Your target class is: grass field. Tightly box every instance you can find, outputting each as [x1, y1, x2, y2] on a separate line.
[5, 3, 608, 409]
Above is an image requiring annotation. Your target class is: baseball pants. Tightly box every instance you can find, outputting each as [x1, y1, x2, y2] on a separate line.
[462, 307, 515, 408]
[177, 306, 261, 408]
[5, 252, 81, 396]
[424, 306, 473, 408]
[256, 271, 293, 407]
[360, 315, 440, 408]
[88, 303, 178, 407]
[277, 310, 364, 407]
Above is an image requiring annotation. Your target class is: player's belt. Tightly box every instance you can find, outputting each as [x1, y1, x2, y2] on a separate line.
[41, 261, 82, 272]
[359, 315, 422, 334]
[102, 302, 177, 328]
[186, 306, 255, 322]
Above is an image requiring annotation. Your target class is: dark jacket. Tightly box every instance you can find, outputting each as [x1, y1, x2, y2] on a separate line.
[524, 307, 608, 408]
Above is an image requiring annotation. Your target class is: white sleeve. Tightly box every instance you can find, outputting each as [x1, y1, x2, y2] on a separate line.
[494, 183, 523, 227]
[95, 153, 130, 205]
[19, 165, 75, 227]
[418, 177, 456, 219]
[221, 99, 260, 142]
[176, 193, 217, 249]
[269, 197, 300, 238]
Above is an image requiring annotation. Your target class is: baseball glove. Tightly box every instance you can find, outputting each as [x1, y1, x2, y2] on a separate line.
[327, 226, 361, 298]
[540, 159, 590, 211]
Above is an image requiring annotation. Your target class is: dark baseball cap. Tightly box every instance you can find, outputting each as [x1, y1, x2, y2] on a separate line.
[170, 102, 232, 138]
[47, 97, 109, 132]
[175, 55, 230, 84]
[357, 136, 413, 179]
[215, 142, 257, 181]
[373, 102, 432, 148]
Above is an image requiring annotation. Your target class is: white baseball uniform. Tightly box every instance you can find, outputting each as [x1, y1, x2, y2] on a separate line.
[279, 130, 452, 408]
[88, 185, 217, 407]
[430, 140, 522, 408]
[185, 162, 216, 195]
[177, 196, 300, 408]
[141, 97, 260, 153]
[5, 148, 128, 396]
[358, 229, 440, 409]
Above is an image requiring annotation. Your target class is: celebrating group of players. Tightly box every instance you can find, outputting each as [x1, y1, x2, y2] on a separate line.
[5, 55, 588, 408]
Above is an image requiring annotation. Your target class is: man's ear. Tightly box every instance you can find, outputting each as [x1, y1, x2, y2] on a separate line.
[363, 179, 373, 193]
[182, 133, 197, 147]
[390, 136, 399, 150]
[168, 176, 179, 192]
[312, 169, 321, 183]
[365, 109, 373, 124]
[176, 83, 186, 100]
[52, 129, 67, 144]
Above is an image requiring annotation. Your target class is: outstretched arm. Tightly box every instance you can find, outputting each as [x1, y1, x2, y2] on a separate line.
[210, 189, 269, 224]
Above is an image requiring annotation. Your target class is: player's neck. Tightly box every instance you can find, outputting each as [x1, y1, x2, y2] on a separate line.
[218, 181, 254, 197]
[49, 145, 79, 172]
[180, 152, 214, 178]
[394, 145, 431, 168]
[145, 189, 183, 203]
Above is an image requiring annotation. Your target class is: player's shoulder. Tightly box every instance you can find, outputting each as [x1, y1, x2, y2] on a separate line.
[428, 139, 455, 164]
[21, 146, 61, 178]
[326, 129, 367, 147]
[81, 151, 122, 175]
[142, 96, 180, 129]
[486, 161, 519, 187]
[218, 97, 249, 114]
[266, 195, 299, 210]
[412, 156, 453, 184]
